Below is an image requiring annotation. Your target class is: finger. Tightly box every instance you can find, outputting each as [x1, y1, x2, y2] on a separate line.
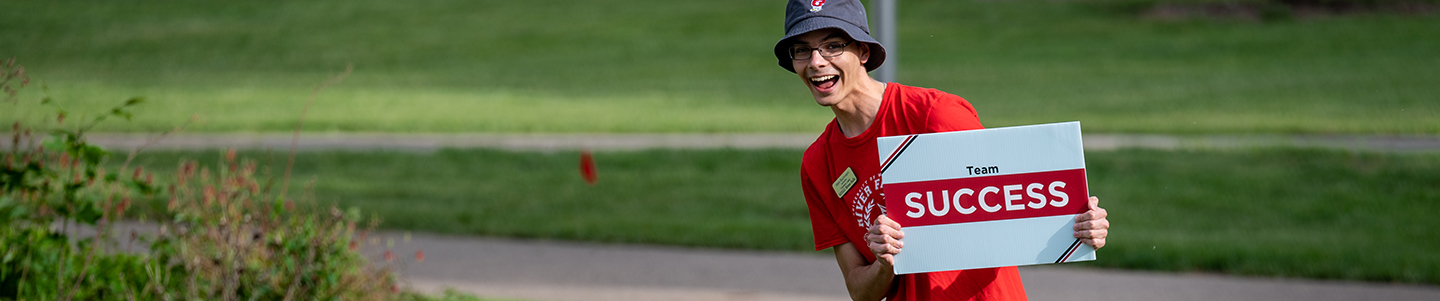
[869, 237, 894, 254]
[869, 240, 892, 253]
[1074, 229, 1108, 239]
[867, 231, 901, 252]
[1079, 229, 1108, 239]
[870, 241, 889, 255]
[1088, 196, 1100, 210]
[881, 225, 905, 241]
[886, 234, 904, 250]
[876, 215, 903, 230]
[879, 231, 904, 250]
[872, 222, 904, 241]
[868, 227, 896, 243]
[1073, 219, 1110, 231]
[868, 221, 903, 238]
[1081, 238, 1106, 249]
[1075, 207, 1108, 222]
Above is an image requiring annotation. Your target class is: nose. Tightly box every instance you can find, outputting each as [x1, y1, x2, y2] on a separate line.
[804, 49, 829, 71]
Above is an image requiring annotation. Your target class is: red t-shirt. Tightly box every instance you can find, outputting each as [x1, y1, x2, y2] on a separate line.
[800, 83, 1027, 301]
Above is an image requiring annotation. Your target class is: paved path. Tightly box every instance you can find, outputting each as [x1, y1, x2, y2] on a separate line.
[382, 232, 1440, 301]
[40, 132, 1440, 152]
[84, 222, 1440, 300]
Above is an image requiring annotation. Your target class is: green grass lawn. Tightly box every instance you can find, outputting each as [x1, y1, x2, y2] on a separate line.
[4, 0, 1438, 133]
[117, 147, 1440, 285]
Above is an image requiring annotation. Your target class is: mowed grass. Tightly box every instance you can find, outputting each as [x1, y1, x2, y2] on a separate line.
[117, 148, 1440, 284]
[4, 0, 1438, 133]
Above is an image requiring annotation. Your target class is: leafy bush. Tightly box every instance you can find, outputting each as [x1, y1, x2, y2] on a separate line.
[1, 57, 157, 300]
[1, 58, 412, 300]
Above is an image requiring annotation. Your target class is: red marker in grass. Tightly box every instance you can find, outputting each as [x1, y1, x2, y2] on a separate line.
[579, 150, 598, 185]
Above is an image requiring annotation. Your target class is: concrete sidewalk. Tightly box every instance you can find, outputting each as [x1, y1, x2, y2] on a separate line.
[70, 223, 1440, 300]
[381, 232, 1440, 301]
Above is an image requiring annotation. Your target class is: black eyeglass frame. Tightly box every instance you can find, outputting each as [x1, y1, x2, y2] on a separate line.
[787, 41, 853, 61]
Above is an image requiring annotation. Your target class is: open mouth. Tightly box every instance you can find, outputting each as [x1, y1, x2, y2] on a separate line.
[810, 75, 839, 91]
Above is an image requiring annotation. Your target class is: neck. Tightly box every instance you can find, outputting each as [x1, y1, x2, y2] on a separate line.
[830, 79, 887, 138]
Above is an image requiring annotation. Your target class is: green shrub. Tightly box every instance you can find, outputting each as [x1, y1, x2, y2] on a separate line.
[1, 58, 409, 301]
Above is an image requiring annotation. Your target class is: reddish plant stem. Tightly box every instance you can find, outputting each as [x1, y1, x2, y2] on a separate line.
[279, 64, 351, 203]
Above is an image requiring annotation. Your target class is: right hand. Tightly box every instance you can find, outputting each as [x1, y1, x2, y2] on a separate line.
[865, 214, 905, 266]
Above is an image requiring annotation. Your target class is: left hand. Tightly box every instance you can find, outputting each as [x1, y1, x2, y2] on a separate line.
[1073, 196, 1109, 249]
[865, 215, 904, 267]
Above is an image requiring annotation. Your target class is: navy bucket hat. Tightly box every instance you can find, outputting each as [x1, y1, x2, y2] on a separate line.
[774, 0, 887, 73]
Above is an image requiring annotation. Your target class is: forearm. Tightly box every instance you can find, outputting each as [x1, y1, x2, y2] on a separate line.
[842, 260, 895, 301]
[833, 243, 895, 301]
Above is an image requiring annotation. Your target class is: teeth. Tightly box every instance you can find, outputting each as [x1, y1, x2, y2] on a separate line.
[810, 75, 836, 82]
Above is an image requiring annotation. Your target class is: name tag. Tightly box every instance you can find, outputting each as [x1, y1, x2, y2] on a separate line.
[832, 167, 858, 198]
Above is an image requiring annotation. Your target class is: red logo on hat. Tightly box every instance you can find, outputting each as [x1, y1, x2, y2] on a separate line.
[810, 0, 825, 12]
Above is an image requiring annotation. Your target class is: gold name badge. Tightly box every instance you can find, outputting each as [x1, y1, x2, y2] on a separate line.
[832, 167, 858, 198]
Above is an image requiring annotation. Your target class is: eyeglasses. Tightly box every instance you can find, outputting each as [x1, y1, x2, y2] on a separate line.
[788, 41, 851, 61]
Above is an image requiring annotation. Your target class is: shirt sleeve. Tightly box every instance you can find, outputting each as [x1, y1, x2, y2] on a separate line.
[800, 159, 848, 251]
[926, 93, 985, 133]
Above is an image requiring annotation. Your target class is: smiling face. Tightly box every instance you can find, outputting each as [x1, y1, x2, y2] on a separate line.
[789, 29, 872, 107]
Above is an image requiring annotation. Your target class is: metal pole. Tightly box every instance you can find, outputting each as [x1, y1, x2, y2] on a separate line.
[874, 0, 897, 83]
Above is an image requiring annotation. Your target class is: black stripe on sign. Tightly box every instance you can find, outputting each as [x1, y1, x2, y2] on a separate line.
[880, 135, 917, 173]
[1056, 238, 1083, 263]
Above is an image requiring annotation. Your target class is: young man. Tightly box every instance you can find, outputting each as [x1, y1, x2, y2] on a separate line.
[774, 1, 1111, 300]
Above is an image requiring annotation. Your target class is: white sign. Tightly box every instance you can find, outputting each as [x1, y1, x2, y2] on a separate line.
[878, 121, 1094, 274]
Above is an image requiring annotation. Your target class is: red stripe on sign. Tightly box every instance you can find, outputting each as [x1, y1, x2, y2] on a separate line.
[1057, 238, 1082, 263]
[880, 135, 916, 173]
[885, 169, 1088, 227]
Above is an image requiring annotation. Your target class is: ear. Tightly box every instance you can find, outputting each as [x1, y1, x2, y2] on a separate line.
[857, 43, 871, 65]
